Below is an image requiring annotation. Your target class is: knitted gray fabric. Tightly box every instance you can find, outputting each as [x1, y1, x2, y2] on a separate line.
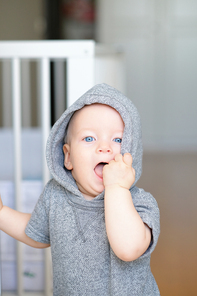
[25, 83, 160, 295]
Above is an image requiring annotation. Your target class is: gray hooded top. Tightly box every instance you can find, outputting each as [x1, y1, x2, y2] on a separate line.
[26, 83, 160, 296]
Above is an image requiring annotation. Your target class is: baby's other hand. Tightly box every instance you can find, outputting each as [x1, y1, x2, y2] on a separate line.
[103, 153, 135, 190]
[0, 195, 3, 211]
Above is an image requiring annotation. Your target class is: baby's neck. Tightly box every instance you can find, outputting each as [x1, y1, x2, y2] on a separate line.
[82, 193, 95, 201]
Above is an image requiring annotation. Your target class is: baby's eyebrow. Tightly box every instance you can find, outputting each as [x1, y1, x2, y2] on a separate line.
[75, 128, 96, 137]
[77, 128, 94, 133]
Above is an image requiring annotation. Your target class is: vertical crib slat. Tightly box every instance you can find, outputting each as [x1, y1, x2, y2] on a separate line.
[40, 58, 51, 296]
[2, 60, 12, 127]
[21, 60, 31, 127]
[12, 58, 23, 295]
[40, 58, 51, 184]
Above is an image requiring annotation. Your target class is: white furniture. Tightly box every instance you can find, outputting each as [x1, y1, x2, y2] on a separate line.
[0, 40, 95, 296]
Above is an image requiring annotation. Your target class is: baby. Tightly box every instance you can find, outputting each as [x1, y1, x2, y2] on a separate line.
[0, 83, 160, 295]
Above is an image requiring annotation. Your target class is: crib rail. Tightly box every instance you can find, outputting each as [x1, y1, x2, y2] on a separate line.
[0, 40, 95, 296]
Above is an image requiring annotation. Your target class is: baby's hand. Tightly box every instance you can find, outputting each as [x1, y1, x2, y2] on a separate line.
[0, 195, 3, 211]
[103, 153, 135, 190]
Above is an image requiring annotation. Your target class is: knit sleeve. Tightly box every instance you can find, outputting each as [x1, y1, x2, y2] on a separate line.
[131, 186, 160, 257]
[25, 180, 53, 244]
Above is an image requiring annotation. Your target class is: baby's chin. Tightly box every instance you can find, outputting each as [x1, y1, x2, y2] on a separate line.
[81, 188, 104, 201]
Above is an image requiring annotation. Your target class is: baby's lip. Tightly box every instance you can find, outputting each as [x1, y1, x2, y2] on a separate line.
[94, 162, 108, 179]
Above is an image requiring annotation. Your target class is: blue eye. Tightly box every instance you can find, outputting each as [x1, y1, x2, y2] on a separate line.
[84, 136, 95, 142]
[113, 138, 122, 143]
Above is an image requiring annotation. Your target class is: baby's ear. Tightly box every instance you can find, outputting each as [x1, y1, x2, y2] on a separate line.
[63, 144, 73, 170]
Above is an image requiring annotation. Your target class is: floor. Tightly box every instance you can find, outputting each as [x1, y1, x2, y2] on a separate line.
[137, 152, 197, 296]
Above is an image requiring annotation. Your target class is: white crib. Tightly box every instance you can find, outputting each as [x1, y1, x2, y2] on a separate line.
[0, 40, 95, 296]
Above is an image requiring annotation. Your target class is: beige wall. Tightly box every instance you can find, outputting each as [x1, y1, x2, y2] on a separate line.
[0, 0, 45, 40]
[0, 0, 45, 127]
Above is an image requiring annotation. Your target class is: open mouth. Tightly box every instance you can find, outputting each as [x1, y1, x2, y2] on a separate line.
[94, 162, 108, 178]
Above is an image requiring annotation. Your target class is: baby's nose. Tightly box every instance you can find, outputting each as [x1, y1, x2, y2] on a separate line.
[97, 142, 112, 153]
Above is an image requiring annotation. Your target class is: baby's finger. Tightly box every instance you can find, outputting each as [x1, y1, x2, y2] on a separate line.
[123, 153, 133, 166]
[114, 153, 123, 162]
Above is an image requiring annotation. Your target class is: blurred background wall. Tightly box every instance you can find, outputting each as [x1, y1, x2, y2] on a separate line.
[0, 0, 197, 295]
[96, 0, 197, 152]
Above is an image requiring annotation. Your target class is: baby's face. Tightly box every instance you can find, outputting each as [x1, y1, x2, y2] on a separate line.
[63, 104, 124, 200]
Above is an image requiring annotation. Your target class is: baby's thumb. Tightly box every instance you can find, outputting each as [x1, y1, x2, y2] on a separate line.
[123, 153, 133, 167]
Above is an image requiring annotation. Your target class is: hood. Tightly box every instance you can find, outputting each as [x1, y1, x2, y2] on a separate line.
[46, 83, 143, 199]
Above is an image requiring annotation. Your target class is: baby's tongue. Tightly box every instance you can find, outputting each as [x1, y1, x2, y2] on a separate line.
[94, 163, 105, 178]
